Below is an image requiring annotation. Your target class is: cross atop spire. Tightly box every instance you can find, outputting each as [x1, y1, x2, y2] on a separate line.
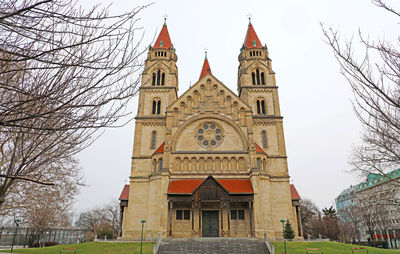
[199, 52, 212, 80]
[243, 19, 262, 49]
[154, 18, 172, 49]
[247, 14, 252, 25]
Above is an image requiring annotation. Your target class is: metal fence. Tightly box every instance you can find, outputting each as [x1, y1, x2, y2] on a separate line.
[0, 227, 88, 248]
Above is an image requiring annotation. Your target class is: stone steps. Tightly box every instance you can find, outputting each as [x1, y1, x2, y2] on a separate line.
[157, 237, 270, 254]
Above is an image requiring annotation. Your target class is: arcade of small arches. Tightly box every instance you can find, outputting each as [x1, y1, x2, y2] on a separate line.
[150, 155, 268, 174]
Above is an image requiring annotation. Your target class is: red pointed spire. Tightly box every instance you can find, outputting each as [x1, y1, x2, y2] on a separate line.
[154, 19, 172, 49]
[243, 19, 262, 49]
[199, 52, 212, 79]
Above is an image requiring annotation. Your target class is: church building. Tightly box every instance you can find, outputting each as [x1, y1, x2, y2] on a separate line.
[119, 19, 302, 240]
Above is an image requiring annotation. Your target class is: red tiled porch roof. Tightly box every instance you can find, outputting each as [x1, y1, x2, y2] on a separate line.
[168, 179, 204, 194]
[167, 178, 254, 194]
[216, 179, 253, 194]
[119, 184, 129, 200]
[290, 184, 301, 200]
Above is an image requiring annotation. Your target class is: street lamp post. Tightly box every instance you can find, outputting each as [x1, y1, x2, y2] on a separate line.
[11, 219, 21, 253]
[280, 219, 287, 254]
[140, 219, 146, 254]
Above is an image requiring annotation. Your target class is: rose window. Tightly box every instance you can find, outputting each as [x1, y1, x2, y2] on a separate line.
[196, 122, 223, 149]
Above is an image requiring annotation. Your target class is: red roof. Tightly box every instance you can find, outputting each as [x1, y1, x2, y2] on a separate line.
[119, 184, 129, 200]
[217, 179, 253, 194]
[199, 57, 212, 79]
[153, 142, 165, 155]
[243, 23, 262, 49]
[290, 184, 301, 200]
[168, 178, 254, 194]
[154, 24, 172, 49]
[168, 179, 204, 194]
[254, 142, 266, 154]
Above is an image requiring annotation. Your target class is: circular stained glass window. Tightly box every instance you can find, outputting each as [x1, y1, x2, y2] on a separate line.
[195, 121, 224, 149]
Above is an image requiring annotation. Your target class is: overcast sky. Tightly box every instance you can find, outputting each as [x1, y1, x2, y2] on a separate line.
[75, 0, 399, 215]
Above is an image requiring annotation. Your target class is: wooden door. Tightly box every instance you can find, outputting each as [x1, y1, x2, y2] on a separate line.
[202, 211, 219, 237]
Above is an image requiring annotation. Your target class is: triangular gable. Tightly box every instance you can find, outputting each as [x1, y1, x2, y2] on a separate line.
[290, 184, 301, 200]
[166, 72, 251, 112]
[152, 142, 165, 155]
[119, 184, 129, 200]
[254, 142, 267, 155]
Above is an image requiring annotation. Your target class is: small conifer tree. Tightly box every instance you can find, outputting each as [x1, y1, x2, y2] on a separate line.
[283, 220, 295, 240]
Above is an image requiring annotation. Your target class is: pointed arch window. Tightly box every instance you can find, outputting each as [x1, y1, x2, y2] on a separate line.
[158, 158, 163, 171]
[161, 73, 165, 86]
[152, 99, 161, 114]
[261, 72, 265, 85]
[256, 98, 266, 114]
[152, 73, 156, 86]
[251, 69, 265, 86]
[256, 158, 261, 171]
[157, 69, 161, 86]
[262, 131, 267, 148]
[151, 131, 157, 149]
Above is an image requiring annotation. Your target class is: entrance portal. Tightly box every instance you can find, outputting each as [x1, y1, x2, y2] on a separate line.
[202, 211, 219, 237]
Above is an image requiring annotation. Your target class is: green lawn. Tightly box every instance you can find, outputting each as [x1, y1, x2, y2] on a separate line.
[0, 242, 155, 254]
[273, 241, 400, 254]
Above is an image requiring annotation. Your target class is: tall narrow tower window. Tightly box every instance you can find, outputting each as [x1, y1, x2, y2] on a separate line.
[257, 99, 266, 114]
[262, 131, 267, 148]
[261, 100, 265, 114]
[256, 69, 260, 85]
[157, 70, 161, 86]
[158, 158, 163, 171]
[157, 101, 161, 114]
[252, 72, 256, 85]
[261, 72, 265, 85]
[152, 100, 157, 114]
[257, 158, 261, 171]
[161, 73, 165, 86]
[151, 131, 157, 149]
[152, 73, 156, 86]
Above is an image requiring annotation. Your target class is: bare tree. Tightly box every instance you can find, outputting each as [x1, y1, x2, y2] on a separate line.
[322, 0, 400, 178]
[300, 198, 320, 237]
[339, 206, 362, 242]
[76, 200, 120, 239]
[0, 0, 148, 207]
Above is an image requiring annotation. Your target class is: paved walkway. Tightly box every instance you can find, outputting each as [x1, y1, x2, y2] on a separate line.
[157, 237, 269, 254]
